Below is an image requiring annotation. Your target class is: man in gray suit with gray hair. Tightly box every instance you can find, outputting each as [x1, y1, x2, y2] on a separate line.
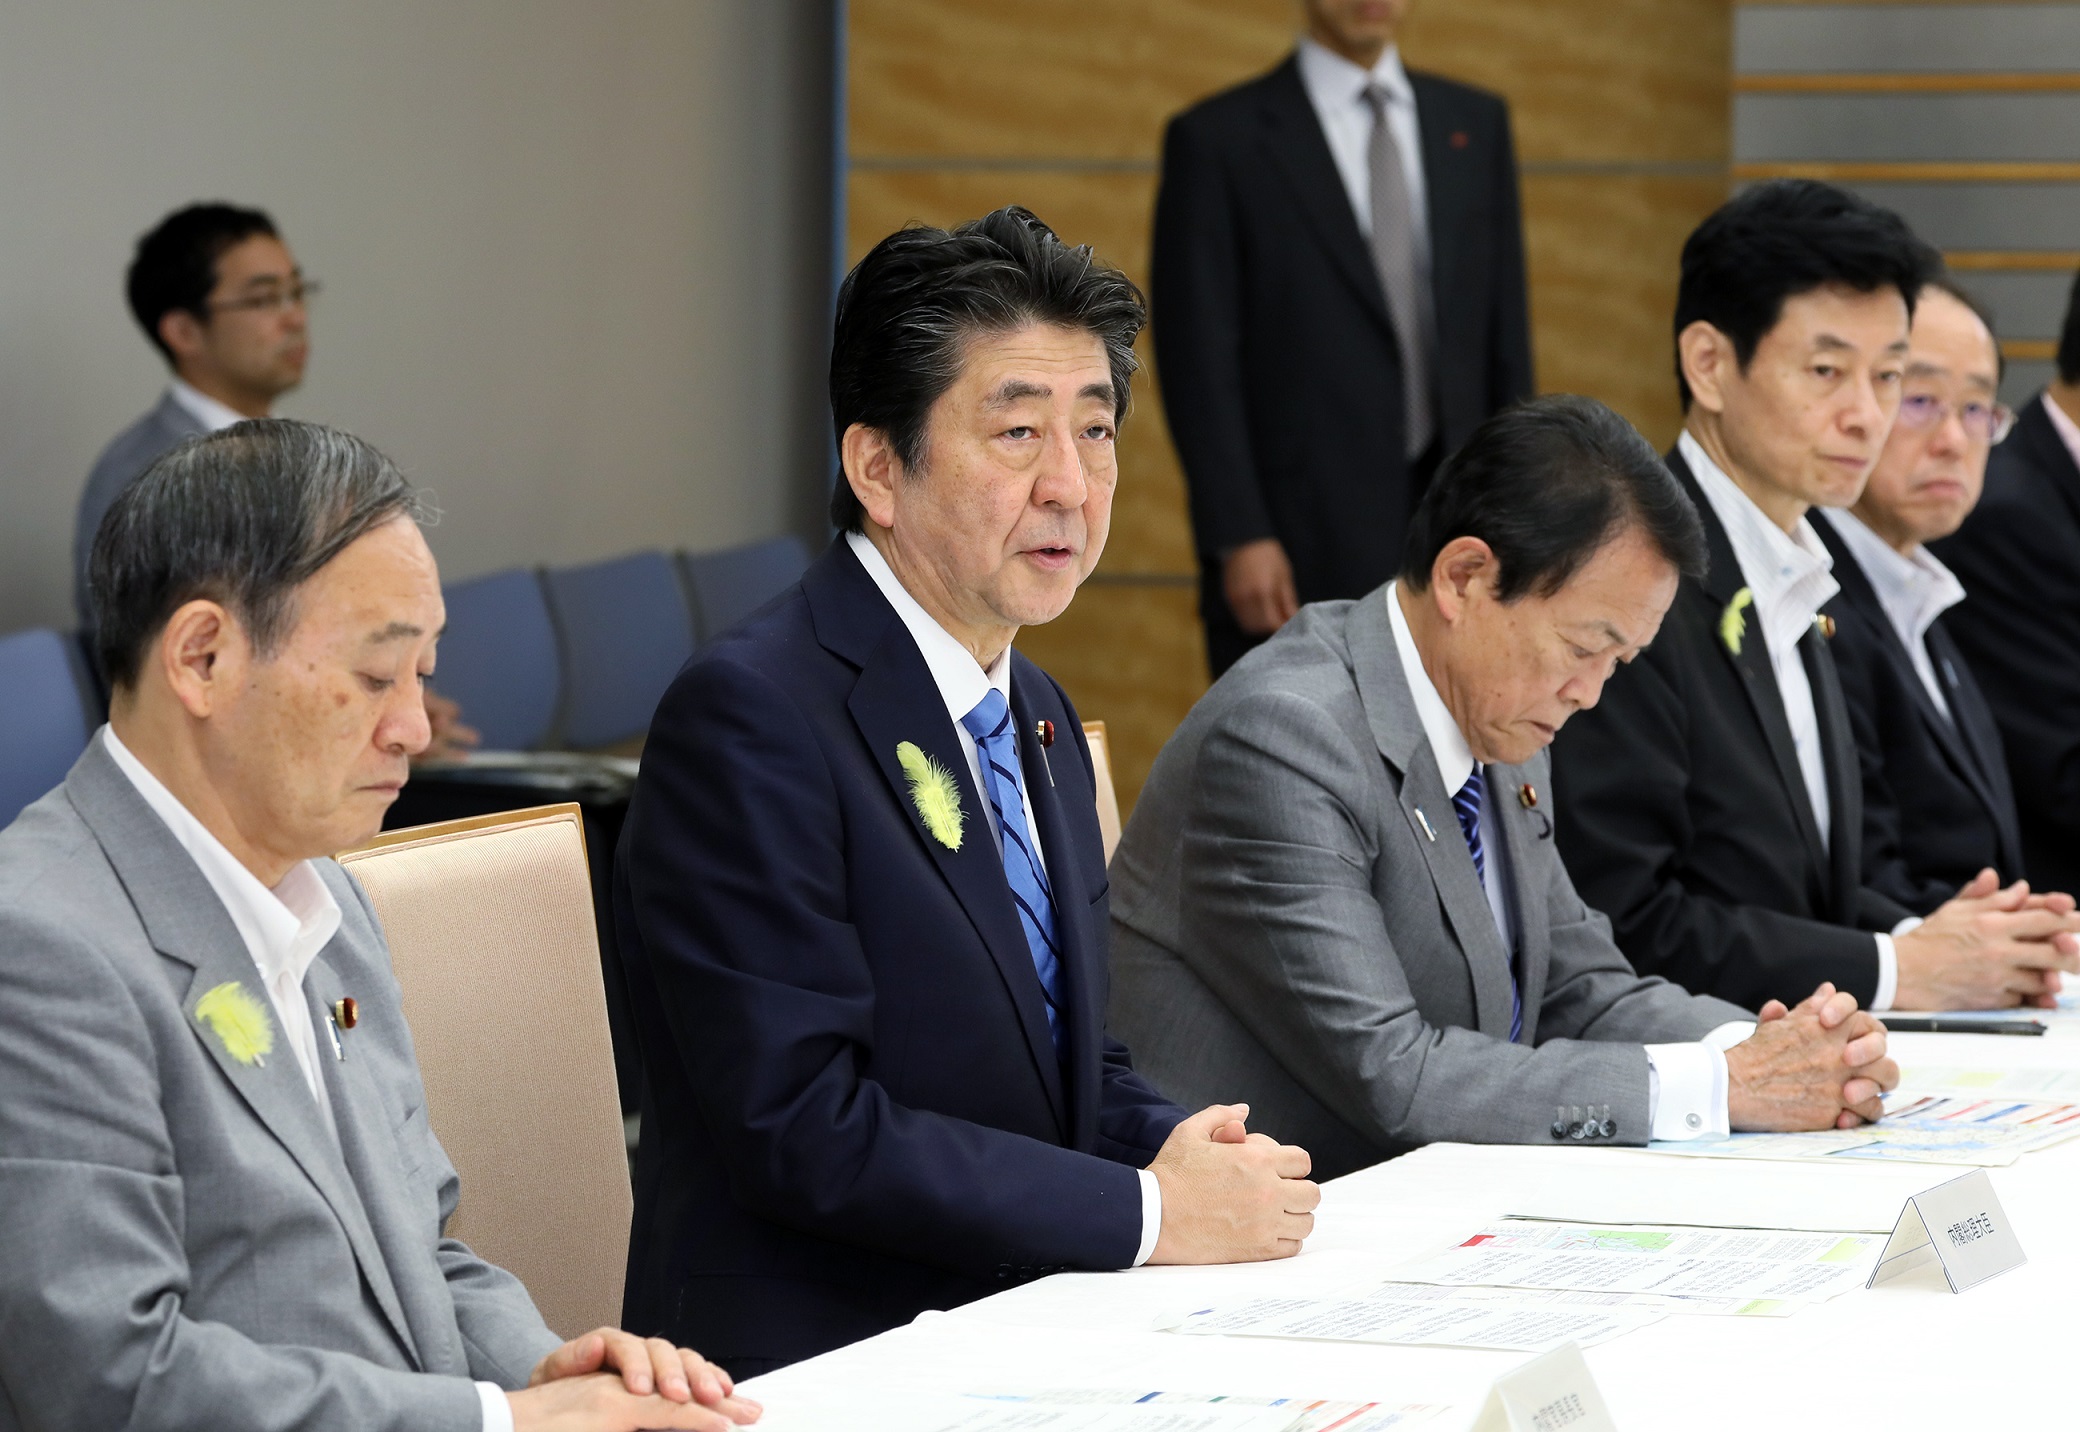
[0, 421, 757, 1431]
[1110, 396, 1899, 1181]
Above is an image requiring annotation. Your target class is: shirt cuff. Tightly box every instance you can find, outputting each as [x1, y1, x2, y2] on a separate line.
[1133, 1167, 1163, 1267]
[1644, 1035, 1740, 1141]
[477, 1382, 515, 1432]
[1872, 918, 1921, 1013]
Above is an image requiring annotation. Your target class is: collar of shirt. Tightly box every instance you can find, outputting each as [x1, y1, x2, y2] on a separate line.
[1680, 430, 1840, 659]
[1297, 34, 1414, 112]
[846, 530, 1012, 732]
[101, 726, 343, 999]
[2042, 389, 2080, 475]
[1817, 507, 1965, 654]
[166, 379, 250, 434]
[1385, 581, 1477, 798]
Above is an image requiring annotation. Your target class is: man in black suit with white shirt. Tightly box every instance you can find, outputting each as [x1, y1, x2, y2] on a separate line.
[1813, 279, 2032, 913]
[1552, 181, 2080, 1014]
[1152, 0, 1532, 676]
[1932, 269, 2080, 895]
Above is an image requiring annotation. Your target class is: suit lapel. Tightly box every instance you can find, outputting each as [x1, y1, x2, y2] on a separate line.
[1929, 621, 2027, 871]
[1490, 764, 1548, 1044]
[1348, 594, 1515, 1036]
[1256, 57, 1395, 338]
[811, 547, 1067, 1135]
[1412, 76, 1466, 339]
[1670, 453, 1832, 879]
[1802, 631, 1863, 923]
[65, 743, 423, 1367]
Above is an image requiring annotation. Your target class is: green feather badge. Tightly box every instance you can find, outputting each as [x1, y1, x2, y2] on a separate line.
[896, 740, 964, 851]
[1719, 586, 1754, 656]
[195, 981, 275, 1067]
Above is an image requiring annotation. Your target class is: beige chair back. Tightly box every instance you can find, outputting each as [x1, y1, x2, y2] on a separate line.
[1082, 720, 1123, 863]
[338, 804, 629, 1338]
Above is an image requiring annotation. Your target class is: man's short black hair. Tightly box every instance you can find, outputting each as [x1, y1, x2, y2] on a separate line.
[1674, 180, 1939, 409]
[827, 205, 1147, 533]
[2059, 264, 2080, 385]
[1400, 395, 1707, 600]
[126, 202, 279, 365]
[90, 420, 429, 690]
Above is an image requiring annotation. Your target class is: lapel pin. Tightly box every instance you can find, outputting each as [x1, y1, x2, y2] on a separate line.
[1815, 613, 1837, 640]
[1413, 807, 1438, 842]
[1450, 130, 1470, 148]
[1035, 719, 1055, 748]
[1518, 783, 1539, 810]
[333, 996, 358, 1030]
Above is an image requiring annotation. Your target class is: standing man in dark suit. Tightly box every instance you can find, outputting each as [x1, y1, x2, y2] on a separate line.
[1932, 269, 2080, 894]
[1551, 180, 2080, 1014]
[1153, 0, 1533, 676]
[616, 208, 1319, 1378]
[1814, 280, 2032, 912]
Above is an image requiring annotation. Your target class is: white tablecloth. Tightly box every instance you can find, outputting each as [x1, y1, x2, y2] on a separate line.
[742, 1022, 2080, 1430]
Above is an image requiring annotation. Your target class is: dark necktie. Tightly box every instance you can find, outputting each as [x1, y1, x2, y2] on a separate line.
[1363, 81, 1436, 459]
[1451, 767, 1521, 1042]
[960, 689, 1064, 1055]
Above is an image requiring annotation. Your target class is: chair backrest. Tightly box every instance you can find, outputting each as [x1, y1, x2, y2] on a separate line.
[0, 629, 93, 828]
[337, 804, 629, 1339]
[1082, 720, 1122, 864]
[435, 570, 563, 751]
[543, 551, 698, 750]
[680, 534, 811, 645]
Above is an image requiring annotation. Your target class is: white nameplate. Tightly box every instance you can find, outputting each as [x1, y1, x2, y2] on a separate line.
[1470, 1342, 1619, 1432]
[1867, 1168, 2026, 1293]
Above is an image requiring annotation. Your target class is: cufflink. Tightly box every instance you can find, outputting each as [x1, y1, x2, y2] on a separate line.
[334, 997, 359, 1030]
[1685, 1110, 1702, 1131]
[1035, 719, 1055, 748]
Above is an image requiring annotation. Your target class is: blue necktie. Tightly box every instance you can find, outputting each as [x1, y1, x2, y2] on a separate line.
[960, 689, 1065, 1054]
[1451, 767, 1522, 1043]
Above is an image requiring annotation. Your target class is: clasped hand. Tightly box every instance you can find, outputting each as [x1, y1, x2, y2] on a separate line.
[509, 1328, 762, 1432]
[1725, 983, 1897, 1131]
[1146, 1103, 1320, 1264]
[1894, 869, 2080, 1010]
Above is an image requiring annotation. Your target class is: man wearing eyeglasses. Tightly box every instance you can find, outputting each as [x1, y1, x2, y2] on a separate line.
[1813, 280, 2042, 915]
[75, 204, 314, 634]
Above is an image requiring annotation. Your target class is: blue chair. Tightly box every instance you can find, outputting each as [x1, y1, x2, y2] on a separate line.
[680, 534, 812, 645]
[542, 551, 697, 750]
[0, 629, 93, 828]
[434, 569, 563, 751]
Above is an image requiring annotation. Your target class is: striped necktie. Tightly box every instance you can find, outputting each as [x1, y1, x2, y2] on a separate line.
[1451, 767, 1522, 1043]
[1363, 81, 1436, 459]
[961, 689, 1064, 1055]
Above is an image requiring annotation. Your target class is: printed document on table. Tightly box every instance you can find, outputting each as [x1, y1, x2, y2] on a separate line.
[1390, 1219, 1883, 1302]
[1898, 1066, 2080, 1100]
[926, 1390, 1448, 1432]
[1164, 1286, 1661, 1353]
[1648, 1093, 2080, 1166]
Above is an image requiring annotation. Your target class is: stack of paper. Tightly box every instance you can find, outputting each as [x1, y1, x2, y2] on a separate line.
[927, 1390, 1449, 1431]
[1650, 1093, 2080, 1166]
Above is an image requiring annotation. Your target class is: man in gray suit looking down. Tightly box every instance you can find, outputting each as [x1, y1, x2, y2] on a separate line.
[0, 421, 757, 1432]
[1109, 396, 1899, 1182]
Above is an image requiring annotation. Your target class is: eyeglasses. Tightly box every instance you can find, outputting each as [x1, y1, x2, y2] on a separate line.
[1895, 390, 2013, 446]
[208, 279, 321, 316]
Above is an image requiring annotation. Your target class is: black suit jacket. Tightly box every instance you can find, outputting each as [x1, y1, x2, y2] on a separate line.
[1151, 54, 1533, 671]
[1930, 395, 2080, 894]
[1814, 515, 2025, 913]
[1549, 453, 1915, 1009]
[615, 540, 1184, 1374]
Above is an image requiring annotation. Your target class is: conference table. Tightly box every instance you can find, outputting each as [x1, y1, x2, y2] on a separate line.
[742, 1017, 2080, 1430]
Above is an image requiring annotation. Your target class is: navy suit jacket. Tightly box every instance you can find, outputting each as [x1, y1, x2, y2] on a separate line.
[615, 539, 1185, 1372]
[1814, 516, 2024, 913]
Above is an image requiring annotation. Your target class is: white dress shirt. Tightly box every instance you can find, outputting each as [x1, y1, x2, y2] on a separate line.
[1386, 586, 1746, 1139]
[102, 728, 516, 1432]
[1818, 508, 1967, 719]
[1682, 433, 1911, 1010]
[1296, 38, 1431, 266]
[848, 532, 1162, 1265]
[167, 377, 249, 433]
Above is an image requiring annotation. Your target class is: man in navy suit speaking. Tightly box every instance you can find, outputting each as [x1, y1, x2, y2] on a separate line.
[616, 207, 1321, 1376]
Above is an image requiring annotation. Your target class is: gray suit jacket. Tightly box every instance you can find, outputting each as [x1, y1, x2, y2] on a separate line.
[0, 735, 560, 1431]
[76, 390, 205, 626]
[1109, 593, 1752, 1181]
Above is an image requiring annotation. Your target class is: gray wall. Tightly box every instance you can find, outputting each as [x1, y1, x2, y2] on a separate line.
[0, 0, 836, 634]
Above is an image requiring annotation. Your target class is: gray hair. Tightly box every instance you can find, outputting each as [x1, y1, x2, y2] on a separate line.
[90, 419, 432, 690]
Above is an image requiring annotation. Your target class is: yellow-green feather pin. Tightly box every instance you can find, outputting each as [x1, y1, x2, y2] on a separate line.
[1719, 587, 1754, 656]
[195, 981, 275, 1067]
[896, 741, 964, 851]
